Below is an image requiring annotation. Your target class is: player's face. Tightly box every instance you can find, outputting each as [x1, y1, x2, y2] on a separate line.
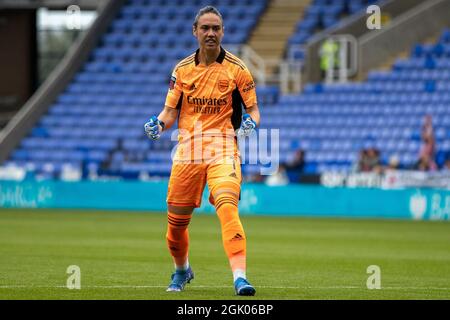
[193, 13, 224, 51]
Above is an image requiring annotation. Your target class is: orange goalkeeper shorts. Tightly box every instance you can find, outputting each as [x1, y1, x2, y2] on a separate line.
[167, 155, 242, 208]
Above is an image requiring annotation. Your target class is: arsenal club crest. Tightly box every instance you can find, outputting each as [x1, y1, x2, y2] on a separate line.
[218, 80, 229, 93]
[169, 74, 176, 90]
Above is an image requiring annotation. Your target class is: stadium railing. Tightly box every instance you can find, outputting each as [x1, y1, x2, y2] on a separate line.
[303, 0, 425, 84]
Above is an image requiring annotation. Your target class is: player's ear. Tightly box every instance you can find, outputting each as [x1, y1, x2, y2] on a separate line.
[192, 24, 197, 37]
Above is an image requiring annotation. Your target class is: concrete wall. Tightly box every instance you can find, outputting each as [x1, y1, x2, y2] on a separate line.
[0, 9, 37, 125]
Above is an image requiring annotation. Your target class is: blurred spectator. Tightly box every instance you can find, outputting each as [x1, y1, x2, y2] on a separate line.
[319, 39, 340, 82]
[101, 152, 113, 171]
[265, 164, 289, 186]
[285, 149, 305, 182]
[442, 158, 450, 172]
[101, 139, 123, 171]
[416, 114, 437, 171]
[286, 149, 305, 173]
[354, 147, 382, 173]
[246, 173, 265, 183]
[415, 155, 437, 172]
[420, 114, 435, 154]
[386, 154, 400, 171]
[352, 149, 365, 172]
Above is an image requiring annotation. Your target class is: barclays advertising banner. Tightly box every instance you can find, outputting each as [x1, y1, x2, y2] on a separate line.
[0, 180, 449, 220]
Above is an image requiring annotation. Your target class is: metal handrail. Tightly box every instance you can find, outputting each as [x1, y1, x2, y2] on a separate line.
[223, 44, 303, 93]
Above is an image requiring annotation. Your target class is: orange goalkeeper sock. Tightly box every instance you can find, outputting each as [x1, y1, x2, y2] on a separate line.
[166, 212, 192, 271]
[215, 197, 247, 281]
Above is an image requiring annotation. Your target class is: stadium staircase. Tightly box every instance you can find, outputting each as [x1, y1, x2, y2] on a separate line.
[246, 0, 380, 88]
[247, 0, 310, 77]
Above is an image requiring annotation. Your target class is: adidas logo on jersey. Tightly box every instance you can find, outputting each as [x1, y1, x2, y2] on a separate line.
[231, 233, 243, 241]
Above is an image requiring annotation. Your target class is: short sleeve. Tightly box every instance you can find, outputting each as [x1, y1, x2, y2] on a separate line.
[164, 68, 183, 109]
[236, 67, 257, 109]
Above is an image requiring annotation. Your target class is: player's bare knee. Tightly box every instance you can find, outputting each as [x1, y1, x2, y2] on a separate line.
[167, 204, 194, 215]
[211, 182, 240, 199]
[212, 184, 240, 210]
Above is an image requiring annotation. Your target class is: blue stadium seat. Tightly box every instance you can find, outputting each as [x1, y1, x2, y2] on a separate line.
[9, 1, 450, 178]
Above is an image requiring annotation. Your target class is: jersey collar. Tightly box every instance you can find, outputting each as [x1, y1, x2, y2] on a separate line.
[195, 46, 226, 66]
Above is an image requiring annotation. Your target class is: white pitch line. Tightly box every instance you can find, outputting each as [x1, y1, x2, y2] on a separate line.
[0, 285, 449, 291]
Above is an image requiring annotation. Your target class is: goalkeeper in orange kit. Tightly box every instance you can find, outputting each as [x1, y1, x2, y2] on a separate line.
[144, 6, 260, 296]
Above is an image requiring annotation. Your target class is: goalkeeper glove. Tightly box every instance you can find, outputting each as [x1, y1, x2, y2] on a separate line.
[144, 116, 165, 140]
[238, 113, 257, 137]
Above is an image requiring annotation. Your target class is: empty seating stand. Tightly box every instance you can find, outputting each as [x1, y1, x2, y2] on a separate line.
[256, 28, 450, 175]
[5, 0, 268, 179]
[5, 3, 450, 180]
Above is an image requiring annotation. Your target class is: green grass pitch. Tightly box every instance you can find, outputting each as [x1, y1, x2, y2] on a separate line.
[0, 208, 449, 300]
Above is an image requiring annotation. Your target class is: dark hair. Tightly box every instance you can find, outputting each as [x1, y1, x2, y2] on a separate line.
[193, 6, 223, 29]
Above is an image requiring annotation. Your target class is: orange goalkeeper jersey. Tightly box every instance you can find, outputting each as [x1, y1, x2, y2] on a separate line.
[164, 47, 257, 162]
